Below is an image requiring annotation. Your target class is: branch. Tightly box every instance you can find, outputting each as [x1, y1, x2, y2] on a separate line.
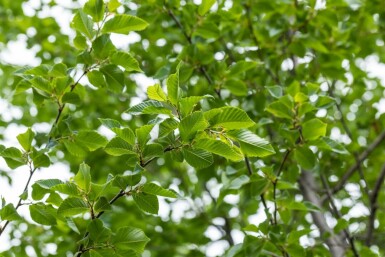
[332, 130, 385, 194]
[273, 150, 291, 225]
[245, 157, 269, 215]
[0, 166, 37, 236]
[320, 175, 359, 257]
[164, 6, 220, 98]
[366, 162, 385, 245]
[299, 171, 347, 257]
[328, 80, 369, 198]
[75, 189, 126, 256]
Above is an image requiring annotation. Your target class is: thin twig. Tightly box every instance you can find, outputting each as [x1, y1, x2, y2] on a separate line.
[332, 130, 385, 194]
[0, 166, 37, 236]
[320, 174, 360, 257]
[366, 162, 385, 246]
[244, 2, 281, 85]
[328, 80, 370, 198]
[245, 157, 268, 211]
[273, 150, 291, 225]
[164, 5, 220, 98]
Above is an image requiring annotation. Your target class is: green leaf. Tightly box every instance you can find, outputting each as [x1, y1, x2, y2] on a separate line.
[136, 124, 154, 147]
[29, 77, 51, 93]
[142, 144, 163, 159]
[71, 10, 95, 39]
[195, 139, 243, 161]
[94, 196, 111, 213]
[141, 183, 177, 198]
[16, 128, 34, 151]
[179, 111, 208, 142]
[102, 14, 149, 34]
[227, 61, 257, 76]
[0, 147, 25, 169]
[112, 226, 150, 252]
[74, 163, 92, 193]
[1, 204, 22, 221]
[74, 34, 88, 50]
[114, 128, 136, 145]
[223, 79, 248, 96]
[159, 118, 179, 138]
[108, 0, 120, 11]
[183, 147, 213, 169]
[87, 70, 106, 88]
[62, 92, 81, 105]
[110, 51, 142, 72]
[294, 147, 316, 170]
[315, 137, 349, 154]
[227, 129, 275, 157]
[205, 107, 255, 130]
[76, 130, 108, 151]
[147, 84, 167, 101]
[302, 119, 327, 141]
[179, 95, 212, 117]
[133, 193, 159, 215]
[227, 175, 250, 190]
[100, 64, 125, 93]
[127, 100, 171, 115]
[104, 137, 136, 156]
[167, 71, 179, 105]
[51, 182, 81, 196]
[31, 152, 50, 168]
[49, 63, 67, 77]
[92, 34, 116, 59]
[266, 86, 283, 98]
[99, 118, 121, 130]
[266, 101, 293, 119]
[198, 0, 216, 15]
[84, 0, 104, 22]
[29, 203, 56, 225]
[112, 173, 141, 189]
[88, 219, 112, 242]
[57, 197, 89, 217]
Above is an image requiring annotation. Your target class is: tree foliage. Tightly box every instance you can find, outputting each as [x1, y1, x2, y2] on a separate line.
[1, 0, 385, 256]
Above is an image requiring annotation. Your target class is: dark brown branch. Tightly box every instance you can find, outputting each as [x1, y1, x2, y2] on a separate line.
[299, 171, 347, 257]
[332, 130, 385, 194]
[320, 175, 359, 257]
[366, 162, 385, 245]
[273, 150, 291, 225]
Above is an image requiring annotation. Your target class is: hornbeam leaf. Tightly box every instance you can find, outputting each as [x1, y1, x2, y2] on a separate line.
[102, 14, 148, 34]
[227, 129, 275, 157]
[195, 139, 243, 161]
[183, 147, 213, 169]
[179, 111, 208, 142]
[71, 10, 95, 39]
[110, 51, 142, 72]
[112, 226, 150, 252]
[29, 203, 56, 225]
[57, 197, 89, 216]
[141, 183, 177, 198]
[205, 107, 255, 130]
[132, 193, 159, 215]
[147, 84, 167, 101]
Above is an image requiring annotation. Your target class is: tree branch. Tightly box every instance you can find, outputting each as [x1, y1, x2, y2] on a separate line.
[328, 80, 369, 198]
[366, 162, 385, 246]
[273, 150, 291, 225]
[332, 130, 385, 194]
[164, 6, 220, 98]
[299, 171, 347, 257]
[320, 174, 359, 257]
